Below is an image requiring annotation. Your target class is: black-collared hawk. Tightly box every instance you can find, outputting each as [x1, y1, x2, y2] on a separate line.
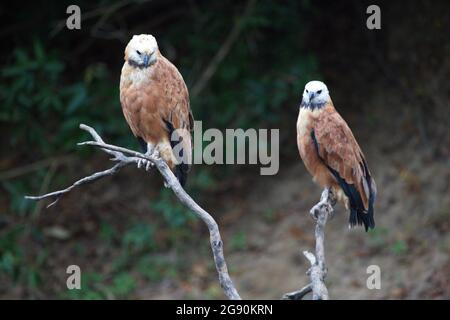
[120, 34, 193, 186]
[296, 81, 377, 231]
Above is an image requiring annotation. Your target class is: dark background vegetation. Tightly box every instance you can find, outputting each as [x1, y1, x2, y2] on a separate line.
[0, 0, 448, 299]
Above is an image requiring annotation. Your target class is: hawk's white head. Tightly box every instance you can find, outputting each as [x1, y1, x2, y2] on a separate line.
[301, 81, 330, 109]
[124, 34, 159, 68]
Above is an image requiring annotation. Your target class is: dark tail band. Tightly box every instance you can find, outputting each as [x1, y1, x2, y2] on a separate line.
[327, 165, 375, 231]
[163, 119, 189, 187]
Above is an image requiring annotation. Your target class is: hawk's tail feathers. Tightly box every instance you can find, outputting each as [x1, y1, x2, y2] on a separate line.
[163, 119, 191, 188]
[348, 177, 376, 231]
[349, 202, 375, 232]
[175, 162, 189, 187]
[327, 165, 376, 232]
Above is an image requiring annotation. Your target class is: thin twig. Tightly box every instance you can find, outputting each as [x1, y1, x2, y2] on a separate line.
[31, 161, 58, 218]
[25, 162, 128, 208]
[25, 124, 241, 300]
[282, 284, 312, 300]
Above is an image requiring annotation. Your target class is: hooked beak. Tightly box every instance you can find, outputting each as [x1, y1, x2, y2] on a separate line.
[309, 92, 316, 101]
[143, 54, 151, 67]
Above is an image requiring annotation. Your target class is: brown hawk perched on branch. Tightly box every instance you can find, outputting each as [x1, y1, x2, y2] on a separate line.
[296, 81, 377, 231]
[120, 34, 193, 186]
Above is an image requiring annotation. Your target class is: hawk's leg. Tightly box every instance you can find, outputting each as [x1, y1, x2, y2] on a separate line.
[327, 187, 337, 220]
[137, 143, 155, 171]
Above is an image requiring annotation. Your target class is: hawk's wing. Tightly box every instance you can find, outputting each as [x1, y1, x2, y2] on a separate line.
[313, 110, 376, 211]
[157, 56, 193, 169]
[119, 52, 193, 186]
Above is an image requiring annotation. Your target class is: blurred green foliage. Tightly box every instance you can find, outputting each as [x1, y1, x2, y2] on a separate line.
[171, 0, 318, 129]
[63, 271, 137, 299]
[391, 240, 408, 255]
[152, 189, 196, 229]
[138, 255, 179, 283]
[0, 225, 48, 292]
[1, 40, 131, 156]
[367, 227, 389, 251]
[0, 226, 25, 279]
[229, 231, 248, 251]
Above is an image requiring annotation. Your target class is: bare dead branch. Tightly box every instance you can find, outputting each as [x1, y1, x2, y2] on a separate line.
[306, 188, 334, 300]
[25, 124, 241, 300]
[25, 162, 128, 208]
[282, 284, 312, 300]
[283, 188, 334, 300]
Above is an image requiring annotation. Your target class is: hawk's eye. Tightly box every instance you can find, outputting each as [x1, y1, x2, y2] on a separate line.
[306, 89, 309, 93]
[317, 90, 322, 94]
[136, 50, 142, 55]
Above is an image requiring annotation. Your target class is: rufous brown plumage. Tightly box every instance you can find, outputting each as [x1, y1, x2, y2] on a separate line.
[297, 81, 376, 231]
[120, 34, 193, 186]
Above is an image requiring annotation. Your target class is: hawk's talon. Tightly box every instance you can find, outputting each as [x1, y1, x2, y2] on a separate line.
[137, 158, 154, 171]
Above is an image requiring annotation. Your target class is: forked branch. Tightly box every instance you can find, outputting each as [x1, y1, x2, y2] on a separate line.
[283, 188, 334, 300]
[25, 124, 241, 300]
